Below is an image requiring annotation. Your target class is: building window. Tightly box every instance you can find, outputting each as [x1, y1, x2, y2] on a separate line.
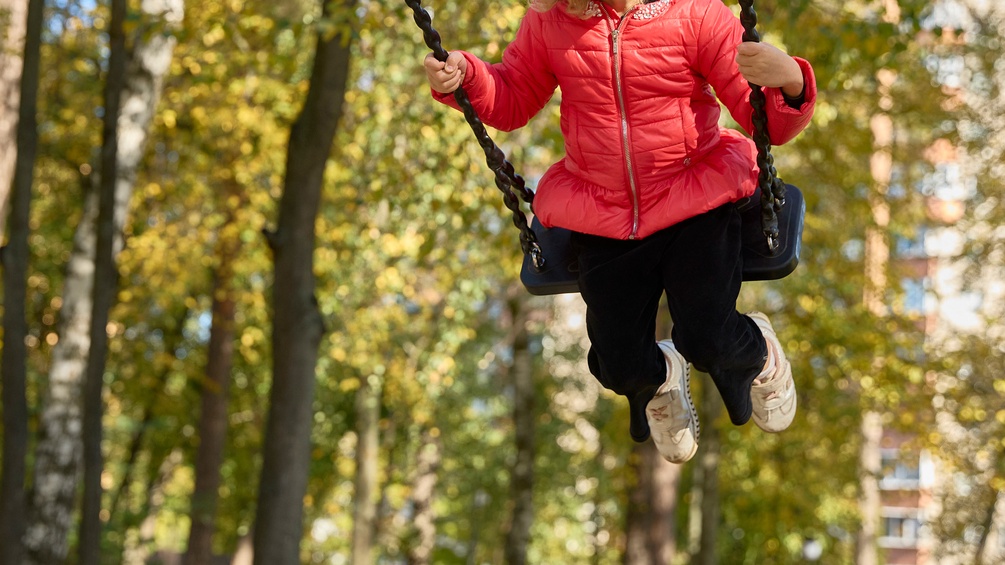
[879, 508, 925, 549]
[881, 449, 921, 490]
[900, 277, 930, 317]
[883, 515, 922, 544]
[894, 229, 927, 259]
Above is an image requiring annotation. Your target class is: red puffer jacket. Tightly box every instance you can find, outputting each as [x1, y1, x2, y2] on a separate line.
[433, 0, 816, 240]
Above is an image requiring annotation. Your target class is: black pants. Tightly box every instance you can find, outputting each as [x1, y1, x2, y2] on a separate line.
[574, 203, 767, 442]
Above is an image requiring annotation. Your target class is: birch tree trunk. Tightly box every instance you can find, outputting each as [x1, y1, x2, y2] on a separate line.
[24, 1, 183, 561]
[251, 0, 353, 561]
[407, 428, 442, 565]
[504, 296, 535, 565]
[184, 191, 242, 565]
[0, 1, 42, 563]
[0, 0, 27, 239]
[350, 374, 381, 565]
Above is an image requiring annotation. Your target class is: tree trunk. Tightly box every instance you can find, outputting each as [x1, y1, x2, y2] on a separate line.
[109, 309, 187, 529]
[973, 488, 1001, 565]
[696, 380, 721, 565]
[24, 1, 182, 560]
[251, 0, 353, 561]
[121, 449, 184, 565]
[407, 428, 442, 565]
[683, 380, 722, 565]
[77, 0, 128, 561]
[350, 374, 381, 565]
[0, 0, 27, 239]
[504, 296, 535, 565]
[0, 1, 42, 563]
[231, 533, 253, 565]
[185, 190, 242, 565]
[624, 298, 684, 565]
[623, 441, 682, 565]
[856, 411, 882, 565]
[857, 68, 896, 565]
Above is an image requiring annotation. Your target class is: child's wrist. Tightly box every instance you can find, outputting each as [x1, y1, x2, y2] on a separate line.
[781, 80, 804, 98]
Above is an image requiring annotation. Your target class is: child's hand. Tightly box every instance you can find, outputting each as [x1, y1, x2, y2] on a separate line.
[424, 52, 468, 94]
[735, 42, 804, 97]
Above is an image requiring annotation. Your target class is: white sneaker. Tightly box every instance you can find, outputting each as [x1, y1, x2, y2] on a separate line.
[646, 340, 699, 463]
[747, 312, 797, 432]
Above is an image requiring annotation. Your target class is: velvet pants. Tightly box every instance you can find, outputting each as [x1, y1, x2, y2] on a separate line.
[573, 203, 768, 441]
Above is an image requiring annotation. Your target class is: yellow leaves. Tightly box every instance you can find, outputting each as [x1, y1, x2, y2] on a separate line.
[202, 25, 226, 48]
[191, 106, 208, 124]
[344, 142, 364, 162]
[27, 274, 49, 292]
[798, 293, 821, 313]
[161, 109, 177, 129]
[375, 266, 403, 291]
[959, 405, 987, 423]
[899, 411, 915, 427]
[991, 476, 1005, 492]
[240, 327, 267, 364]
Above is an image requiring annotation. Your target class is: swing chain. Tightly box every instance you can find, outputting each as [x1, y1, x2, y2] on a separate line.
[738, 0, 786, 253]
[405, 0, 545, 268]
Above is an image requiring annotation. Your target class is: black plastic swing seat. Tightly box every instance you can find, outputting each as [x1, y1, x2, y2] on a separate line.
[520, 184, 805, 296]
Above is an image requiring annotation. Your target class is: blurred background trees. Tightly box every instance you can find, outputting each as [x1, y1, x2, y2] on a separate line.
[0, 0, 1003, 563]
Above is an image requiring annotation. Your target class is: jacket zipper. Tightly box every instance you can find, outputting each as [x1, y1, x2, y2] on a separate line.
[605, 9, 641, 239]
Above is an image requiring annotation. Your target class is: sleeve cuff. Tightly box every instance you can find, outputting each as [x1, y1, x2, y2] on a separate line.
[768, 57, 816, 114]
[781, 87, 806, 109]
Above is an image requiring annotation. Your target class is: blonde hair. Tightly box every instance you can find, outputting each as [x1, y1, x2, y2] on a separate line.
[529, 0, 592, 17]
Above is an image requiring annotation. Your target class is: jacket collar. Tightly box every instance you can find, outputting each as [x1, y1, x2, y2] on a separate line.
[584, 0, 673, 21]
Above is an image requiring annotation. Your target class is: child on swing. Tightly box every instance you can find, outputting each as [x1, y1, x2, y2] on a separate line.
[423, 0, 815, 463]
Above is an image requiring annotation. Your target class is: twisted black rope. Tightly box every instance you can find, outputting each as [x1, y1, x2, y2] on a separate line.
[738, 0, 786, 252]
[405, 0, 545, 268]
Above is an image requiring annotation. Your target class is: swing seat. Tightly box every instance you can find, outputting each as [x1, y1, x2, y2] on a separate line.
[520, 184, 805, 296]
[520, 218, 581, 296]
[737, 183, 805, 281]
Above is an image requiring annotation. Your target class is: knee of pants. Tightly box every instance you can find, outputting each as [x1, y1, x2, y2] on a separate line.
[673, 329, 735, 375]
[588, 347, 661, 396]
